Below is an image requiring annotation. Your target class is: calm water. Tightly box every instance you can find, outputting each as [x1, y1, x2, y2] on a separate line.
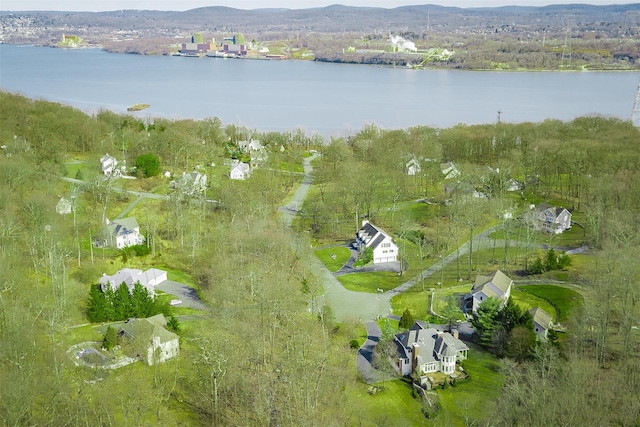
[1, 44, 639, 136]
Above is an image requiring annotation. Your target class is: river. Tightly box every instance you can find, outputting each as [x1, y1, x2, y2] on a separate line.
[1, 44, 638, 136]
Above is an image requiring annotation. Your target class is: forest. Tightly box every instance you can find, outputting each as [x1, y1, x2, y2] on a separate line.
[0, 89, 639, 426]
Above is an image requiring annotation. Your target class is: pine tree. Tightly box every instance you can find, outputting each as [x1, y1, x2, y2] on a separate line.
[87, 284, 108, 322]
[398, 308, 415, 329]
[103, 325, 117, 351]
[471, 297, 502, 347]
[131, 281, 153, 317]
[113, 282, 132, 320]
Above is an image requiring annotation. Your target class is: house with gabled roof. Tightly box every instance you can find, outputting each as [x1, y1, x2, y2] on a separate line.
[394, 321, 468, 379]
[535, 203, 572, 234]
[440, 161, 460, 179]
[99, 267, 167, 295]
[230, 160, 251, 180]
[529, 307, 555, 340]
[464, 270, 513, 313]
[100, 153, 118, 177]
[99, 217, 145, 249]
[355, 220, 398, 264]
[116, 314, 179, 365]
[172, 171, 207, 195]
[406, 158, 421, 176]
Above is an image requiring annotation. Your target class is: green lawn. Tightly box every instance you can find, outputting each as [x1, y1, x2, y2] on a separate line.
[315, 246, 352, 272]
[338, 271, 409, 293]
[435, 343, 504, 426]
[391, 289, 431, 319]
[517, 285, 583, 323]
[345, 379, 429, 426]
[510, 288, 557, 321]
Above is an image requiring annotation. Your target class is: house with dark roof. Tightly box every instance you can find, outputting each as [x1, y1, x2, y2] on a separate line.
[117, 314, 179, 365]
[464, 270, 513, 313]
[355, 220, 398, 264]
[394, 321, 468, 379]
[535, 203, 572, 234]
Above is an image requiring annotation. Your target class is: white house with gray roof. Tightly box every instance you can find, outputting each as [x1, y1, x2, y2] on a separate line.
[535, 203, 572, 234]
[529, 307, 555, 340]
[464, 270, 513, 313]
[99, 217, 145, 249]
[99, 267, 167, 295]
[355, 220, 398, 264]
[394, 321, 468, 378]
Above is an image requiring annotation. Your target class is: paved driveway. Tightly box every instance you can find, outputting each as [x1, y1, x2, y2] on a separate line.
[155, 280, 209, 311]
[357, 321, 382, 383]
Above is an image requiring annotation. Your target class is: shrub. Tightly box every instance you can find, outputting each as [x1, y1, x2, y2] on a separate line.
[350, 339, 360, 349]
[135, 153, 160, 178]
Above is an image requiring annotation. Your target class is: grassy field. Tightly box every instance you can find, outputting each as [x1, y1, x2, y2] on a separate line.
[338, 271, 409, 293]
[435, 343, 504, 426]
[315, 246, 352, 272]
[391, 289, 431, 320]
[510, 288, 557, 320]
[517, 284, 583, 322]
[346, 379, 429, 426]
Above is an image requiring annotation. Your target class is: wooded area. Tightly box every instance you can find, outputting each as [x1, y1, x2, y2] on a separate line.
[0, 90, 639, 425]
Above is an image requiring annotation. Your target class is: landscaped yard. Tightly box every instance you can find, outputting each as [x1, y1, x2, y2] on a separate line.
[434, 343, 504, 426]
[517, 284, 583, 322]
[315, 246, 352, 272]
[345, 379, 428, 426]
[338, 271, 409, 293]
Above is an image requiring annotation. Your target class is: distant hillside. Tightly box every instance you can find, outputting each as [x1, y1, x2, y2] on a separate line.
[2, 3, 639, 34]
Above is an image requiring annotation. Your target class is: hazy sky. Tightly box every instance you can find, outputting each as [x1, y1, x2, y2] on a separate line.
[2, 0, 638, 12]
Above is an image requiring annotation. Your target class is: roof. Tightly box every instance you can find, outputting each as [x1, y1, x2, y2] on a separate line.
[117, 314, 178, 354]
[395, 321, 468, 364]
[472, 270, 512, 298]
[99, 268, 167, 293]
[108, 217, 140, 238]
[356, 221, 394, 250]
[529, 307, 553, 327]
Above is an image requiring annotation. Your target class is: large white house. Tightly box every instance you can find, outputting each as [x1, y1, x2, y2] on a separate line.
[535, 203, 572, 234]
[99, 267, 167, 295]
[355, 221, 398, 264]
[464, 270, 513, 313]
[102, 217, 145, 249]
[394, 321, 468, 378]
[117, 314, 179, 365]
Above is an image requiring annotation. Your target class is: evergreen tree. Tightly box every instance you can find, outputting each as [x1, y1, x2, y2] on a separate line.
[113, 282, 132, 320]
[103, 325, 117, 351]
[471, 297, 502, 347]
[167, 315, 181, 334]
[545, 248, 559, 271]
[131, 281, 154, 317]
[398, 308, 415, 329]
[87, 284, 108, 322]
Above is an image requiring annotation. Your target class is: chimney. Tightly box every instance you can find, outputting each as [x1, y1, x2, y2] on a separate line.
[451, 329, 459, 340]
[412, 342, 420, 371]
[361, 220, 369, 227]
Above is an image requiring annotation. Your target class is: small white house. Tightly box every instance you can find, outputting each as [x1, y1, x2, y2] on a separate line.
[406, 158, 421, 176]
[464, 270, 513, 313]
[100, 153, 118, 177]
[535, 204, 572, 234]
[56, 197, 72, 215]
[355, 221, 398, 264]
[230, 161, 251, 180]
[99, 267, 167, 295]
[440, 161, 460, 179]
[117, 314, 179, 366]
[173, 171, 207, 195]
[529, 307, 554, 340]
